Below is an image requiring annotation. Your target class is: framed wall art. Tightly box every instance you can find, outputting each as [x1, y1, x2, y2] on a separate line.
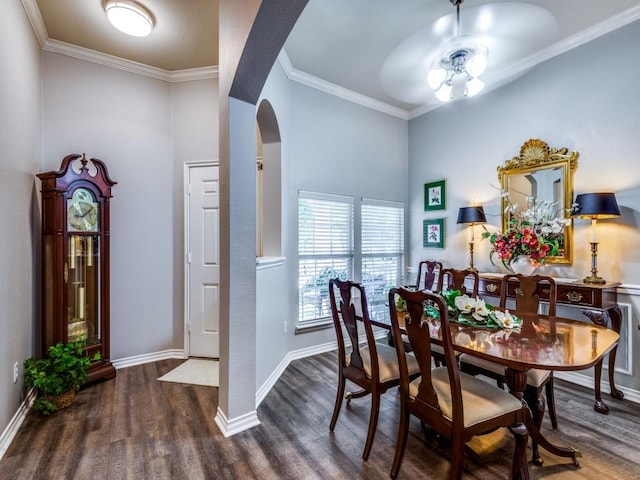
[424, 180, 446, 211]
[423, 218, 446, 249]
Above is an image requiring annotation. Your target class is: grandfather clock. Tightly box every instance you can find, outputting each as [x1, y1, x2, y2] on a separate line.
[37, 154, 117, 383]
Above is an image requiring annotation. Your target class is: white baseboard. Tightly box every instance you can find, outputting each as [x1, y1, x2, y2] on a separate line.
[255, 330, 388, 407]
[0, 388, 36, 461]
[555, 371, 640, 405]
[214, 407, 260, 437]
[255, 340, 338, 406]
[112, 349, 185, 369]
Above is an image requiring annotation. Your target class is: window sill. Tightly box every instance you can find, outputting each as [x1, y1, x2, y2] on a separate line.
[256, 256, 286, 270]
[295, 318, 333, 334]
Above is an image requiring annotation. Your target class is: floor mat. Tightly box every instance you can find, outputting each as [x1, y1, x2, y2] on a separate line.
[158, 359, 219, 387]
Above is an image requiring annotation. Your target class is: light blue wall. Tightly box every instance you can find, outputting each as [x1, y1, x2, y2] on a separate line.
[408, 20, 640, 392]
[0, 1, 43, 446]
[255, 60, 409, 387]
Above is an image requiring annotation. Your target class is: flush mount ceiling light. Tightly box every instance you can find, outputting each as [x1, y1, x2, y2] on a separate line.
[428, 0, 489, 102]
[104, 0, 155, 37]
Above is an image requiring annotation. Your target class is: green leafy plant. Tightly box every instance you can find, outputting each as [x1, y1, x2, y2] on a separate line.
[24, 341, 100, 415]
[426, 290, 522, 329]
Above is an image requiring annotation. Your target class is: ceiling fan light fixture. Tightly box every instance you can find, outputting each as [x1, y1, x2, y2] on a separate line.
[435, 83, 453, 102]
[104, 0, 155, 37]
[466, 52, 487, 77]
[427, 68, 447, 89]
[428, 0, 489, 102]
[466, 76, 484, 96]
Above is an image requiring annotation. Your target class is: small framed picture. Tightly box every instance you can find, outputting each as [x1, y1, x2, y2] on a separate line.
[423, 218, 446, 248]
[424, 180, 446, 211]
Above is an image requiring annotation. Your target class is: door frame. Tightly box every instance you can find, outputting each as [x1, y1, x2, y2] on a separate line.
[183, 160, 219, 358]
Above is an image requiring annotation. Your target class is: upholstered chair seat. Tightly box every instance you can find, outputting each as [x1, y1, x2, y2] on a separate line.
[409, 368, 524, 428]
[347, 343, 420, 383]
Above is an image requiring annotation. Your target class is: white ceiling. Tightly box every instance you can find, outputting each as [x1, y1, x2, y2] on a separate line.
[27, 0, 640, 116]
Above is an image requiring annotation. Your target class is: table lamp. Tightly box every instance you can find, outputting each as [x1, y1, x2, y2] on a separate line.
[457, 206, 487, 271]
[573, 192, 620, 284]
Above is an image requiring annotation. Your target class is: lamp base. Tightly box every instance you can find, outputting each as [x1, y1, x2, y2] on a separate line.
[583, 275, 606, 285]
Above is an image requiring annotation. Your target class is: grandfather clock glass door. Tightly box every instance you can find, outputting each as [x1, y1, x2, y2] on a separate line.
[67, 235, 100, 345]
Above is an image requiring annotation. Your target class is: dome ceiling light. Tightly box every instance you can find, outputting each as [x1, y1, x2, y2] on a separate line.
[104, 0, 155, 37]
[428, 0, 488, 102]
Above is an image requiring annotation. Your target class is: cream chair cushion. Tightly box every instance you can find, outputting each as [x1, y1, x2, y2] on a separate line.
[459, 353, 551, 388]
[409, 367, 523, 428]
[347, 343, 420, 383]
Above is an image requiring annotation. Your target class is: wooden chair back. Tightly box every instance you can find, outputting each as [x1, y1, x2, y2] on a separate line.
[330, 278, 421, 461]
[329, 278, 379, 378]
[389, 288, 462, 431]
[415, 260, 443, 291]
[437, 268, 479, 297]
[500, 274, 557, 316]
[389, 287, 530, 479]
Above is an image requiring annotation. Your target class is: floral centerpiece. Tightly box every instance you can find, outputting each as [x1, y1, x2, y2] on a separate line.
[426, 290, 522, 329]
[483, 192, 569, 271]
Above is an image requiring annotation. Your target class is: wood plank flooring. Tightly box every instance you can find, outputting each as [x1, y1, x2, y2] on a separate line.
[1, 352, 639, 479]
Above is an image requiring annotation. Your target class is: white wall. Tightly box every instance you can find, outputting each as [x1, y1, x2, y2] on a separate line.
[0, 0, 43, 444]
[408, 20, 640, 391]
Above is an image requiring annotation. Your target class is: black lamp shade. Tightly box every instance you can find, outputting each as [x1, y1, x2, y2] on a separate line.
[457, 206, 487, 224]
[573, 193, 620, 219]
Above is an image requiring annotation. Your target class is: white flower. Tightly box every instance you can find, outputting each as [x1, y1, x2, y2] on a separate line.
[493, 310, 518, 329]
[471, 298, 490, 321]
[454, 295, 475, 313]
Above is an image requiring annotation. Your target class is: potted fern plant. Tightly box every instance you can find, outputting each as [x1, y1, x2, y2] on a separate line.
[24, 341, 100, 415]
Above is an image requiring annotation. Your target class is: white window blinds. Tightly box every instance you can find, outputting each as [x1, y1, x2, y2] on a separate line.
[361, 199, 404, 322]
[298, 192, 354, 325]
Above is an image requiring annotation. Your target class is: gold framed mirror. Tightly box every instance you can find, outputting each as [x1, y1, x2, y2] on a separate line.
[498, 139, 579, 264]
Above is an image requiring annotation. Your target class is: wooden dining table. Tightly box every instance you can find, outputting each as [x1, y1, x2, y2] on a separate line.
[375, 309, 620, 467]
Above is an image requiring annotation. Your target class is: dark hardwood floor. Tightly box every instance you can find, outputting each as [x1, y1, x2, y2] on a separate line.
[1, 351, 639, 479]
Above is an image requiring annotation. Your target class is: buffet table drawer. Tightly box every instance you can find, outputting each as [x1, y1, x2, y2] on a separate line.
[477, 275, 618, 309]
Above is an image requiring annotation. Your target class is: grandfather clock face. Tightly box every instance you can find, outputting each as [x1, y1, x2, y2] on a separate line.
[67, 188, 99, 232]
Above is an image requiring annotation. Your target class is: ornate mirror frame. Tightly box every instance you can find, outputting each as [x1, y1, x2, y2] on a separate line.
[498, 139, 579, 264]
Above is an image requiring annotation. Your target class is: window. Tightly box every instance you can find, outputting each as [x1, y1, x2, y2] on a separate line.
[361, 199, 404, 322]
[297, 192, 405, 329]
[298, 192, 354, 328]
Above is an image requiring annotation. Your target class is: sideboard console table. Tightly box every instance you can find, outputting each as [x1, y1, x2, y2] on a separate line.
[477, 273, 623, 414]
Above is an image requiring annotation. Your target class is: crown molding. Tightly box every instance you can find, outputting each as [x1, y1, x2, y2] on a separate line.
[278, 51, 409, 120]
[20, 0, 47, 47]
[170, 66, 219, 82]
[489, 4, 640, 86]
[22, 0, 217, 83]
[22, 1, 640, 117]
[43, 39, 170, 80]
[42, 39, 219, 82]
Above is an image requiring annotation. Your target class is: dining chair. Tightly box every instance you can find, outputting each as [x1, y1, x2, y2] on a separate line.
[436, 268, 479, 297]
[424, 267, 479, 367]
[414, 260, 443, 291]
[328, 278, 420, 461]
[459, 273, 558, 462]
[388, 287, 529, 480]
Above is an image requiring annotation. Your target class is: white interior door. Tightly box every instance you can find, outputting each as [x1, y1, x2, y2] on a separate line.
[186, 163, 220, 358]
